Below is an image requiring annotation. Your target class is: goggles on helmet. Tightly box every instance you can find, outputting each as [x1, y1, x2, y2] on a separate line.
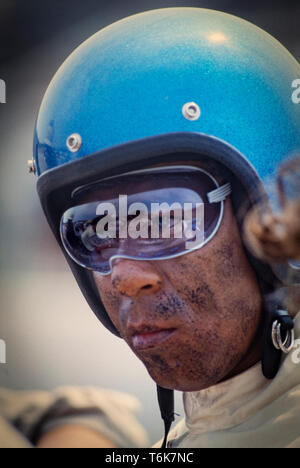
[60, 166, 231, 275]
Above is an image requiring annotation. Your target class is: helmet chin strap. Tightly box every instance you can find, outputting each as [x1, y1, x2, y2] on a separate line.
[157, 386, 175, 449]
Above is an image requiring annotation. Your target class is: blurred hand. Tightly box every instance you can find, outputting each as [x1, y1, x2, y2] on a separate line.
[37, 425, 116, 448]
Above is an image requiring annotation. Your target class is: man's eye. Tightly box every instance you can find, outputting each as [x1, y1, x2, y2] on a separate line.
[74, 222, 84, 235]
[95, 239, 117, 250]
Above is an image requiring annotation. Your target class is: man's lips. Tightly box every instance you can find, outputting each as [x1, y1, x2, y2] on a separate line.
[131, 328, 177, 350]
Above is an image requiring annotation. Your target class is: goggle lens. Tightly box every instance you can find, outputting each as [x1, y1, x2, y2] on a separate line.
[60, 166, 231, 274]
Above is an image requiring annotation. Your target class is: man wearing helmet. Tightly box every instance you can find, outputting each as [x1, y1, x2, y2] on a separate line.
[31, 8, 300, 448]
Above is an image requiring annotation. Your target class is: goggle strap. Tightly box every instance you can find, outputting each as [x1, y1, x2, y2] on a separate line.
[207, 182, 231, 203]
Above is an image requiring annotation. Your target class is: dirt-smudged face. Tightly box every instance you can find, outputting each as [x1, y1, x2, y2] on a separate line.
[93, 195, 263, 392]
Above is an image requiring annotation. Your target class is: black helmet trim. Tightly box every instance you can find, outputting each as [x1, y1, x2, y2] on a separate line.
[37, 131, 279, 336]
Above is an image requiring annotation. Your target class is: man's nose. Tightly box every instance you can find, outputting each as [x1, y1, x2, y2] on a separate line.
[111, 259, 163, 297]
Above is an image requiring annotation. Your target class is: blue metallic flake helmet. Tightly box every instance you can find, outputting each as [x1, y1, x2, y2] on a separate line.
[32, 8, 300, 443]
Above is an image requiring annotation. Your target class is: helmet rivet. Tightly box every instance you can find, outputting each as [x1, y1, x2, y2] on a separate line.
[66, 133, 82, 152]
[182, 102, 201, 121]
[27, 159, 36, 175]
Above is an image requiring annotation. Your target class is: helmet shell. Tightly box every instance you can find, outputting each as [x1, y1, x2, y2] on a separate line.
[34, 8, 300, 335]
[34, 7, 300, 180]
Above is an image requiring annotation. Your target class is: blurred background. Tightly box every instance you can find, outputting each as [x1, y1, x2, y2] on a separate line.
[0, 0, 299, 445]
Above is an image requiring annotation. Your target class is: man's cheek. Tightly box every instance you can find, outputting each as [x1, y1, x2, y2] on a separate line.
[98, 288, 122, 326]
[181, 284, 217, 310]
[99, 285, 120, 309]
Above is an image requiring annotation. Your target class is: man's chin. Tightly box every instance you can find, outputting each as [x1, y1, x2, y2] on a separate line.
[146, 368, 219, 392]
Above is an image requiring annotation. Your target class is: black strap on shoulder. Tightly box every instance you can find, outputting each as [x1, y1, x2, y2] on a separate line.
[157, 385, 175, 449]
